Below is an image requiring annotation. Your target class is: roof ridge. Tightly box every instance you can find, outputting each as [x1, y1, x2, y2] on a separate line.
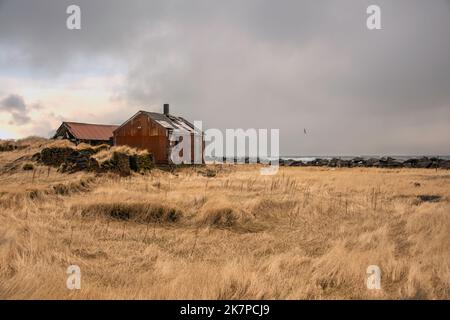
[65, 121, 120, 127]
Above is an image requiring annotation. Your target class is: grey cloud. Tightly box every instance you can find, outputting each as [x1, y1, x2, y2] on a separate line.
[0, 0, 449, 154]
[0, 94, 26, 112]
[0, 94, 31, 124]
[9, 112, 31, 125]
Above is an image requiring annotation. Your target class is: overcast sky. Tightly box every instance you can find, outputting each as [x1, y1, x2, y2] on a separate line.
[0, 0, 449, 155]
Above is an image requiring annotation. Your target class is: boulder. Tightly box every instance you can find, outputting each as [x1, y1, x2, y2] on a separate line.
[385, 157, 403, 168]
[438, 160, 450, 169]
[365, 158, 379, 167]
[415, 157, 432, 168]
[328, 158, 339, 167]
[310, 158, 329, 166]
[289, 160, 304, 167]
[351, 157, 365, 167]
[403, 158, 418, 168]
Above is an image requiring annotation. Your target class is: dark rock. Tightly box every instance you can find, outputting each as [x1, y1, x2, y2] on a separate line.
[310, 158, 329, 166]
[386, 157, 403, 168]
[351, 157, 365, 167]
[375, 157, 402, 168]
[279, 155, 448, 170]
[289, 160, 304, 167]
[365, 158, 379, 167]
[415, 157, 432, 168]
[328, 158, 339, 167]
[326, 158, 350, 168]
[403, 158, 417, 168]
[438, 160, 450, 169]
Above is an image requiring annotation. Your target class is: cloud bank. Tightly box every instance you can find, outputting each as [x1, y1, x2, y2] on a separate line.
[0, 0, 449, 155]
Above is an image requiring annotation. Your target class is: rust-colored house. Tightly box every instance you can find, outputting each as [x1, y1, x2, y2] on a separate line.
[53, 122, 119, 145]
[113, 105, 204, 164]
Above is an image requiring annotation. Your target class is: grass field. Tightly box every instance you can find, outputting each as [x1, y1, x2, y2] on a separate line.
[0, 140, 449, 299]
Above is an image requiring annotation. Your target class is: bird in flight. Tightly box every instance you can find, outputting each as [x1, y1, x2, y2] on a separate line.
[304, 128, 307, 135]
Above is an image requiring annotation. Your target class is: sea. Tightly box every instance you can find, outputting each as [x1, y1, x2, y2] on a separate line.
[280, 155, 450, 162]
[205, 155, 450, 163]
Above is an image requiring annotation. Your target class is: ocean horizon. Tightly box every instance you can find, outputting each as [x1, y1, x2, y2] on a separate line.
[280, 155, 450, 162]
[205, 155, 450, 163]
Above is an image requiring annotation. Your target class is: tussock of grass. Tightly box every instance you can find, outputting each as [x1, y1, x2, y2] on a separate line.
[93, 146, 149, 164]
[197, 198, 264, 232]
[251, 198, 297, 219]
[74, 201, 183, 223]
[43, 139, 75, 149]
[198, 199, 240, 228]
[52, 178, 94, 196]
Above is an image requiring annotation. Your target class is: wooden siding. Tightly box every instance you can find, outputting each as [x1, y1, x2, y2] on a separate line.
[113, 112, 205, 164]
[114, 113, 169, 164]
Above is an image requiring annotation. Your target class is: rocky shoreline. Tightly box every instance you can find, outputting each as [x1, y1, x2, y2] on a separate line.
[278, 156, 450, 169]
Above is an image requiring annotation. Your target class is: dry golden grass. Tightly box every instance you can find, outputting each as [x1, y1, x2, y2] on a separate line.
[0, 143, 449, 299]
[92, 145, 150, 164]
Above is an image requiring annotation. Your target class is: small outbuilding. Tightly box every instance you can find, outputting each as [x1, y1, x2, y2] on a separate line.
[53, 122, 119, 145]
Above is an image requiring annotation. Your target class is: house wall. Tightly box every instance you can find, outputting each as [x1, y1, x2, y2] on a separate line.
[114, 112, 206, 165]
[113, 113, 169, 164]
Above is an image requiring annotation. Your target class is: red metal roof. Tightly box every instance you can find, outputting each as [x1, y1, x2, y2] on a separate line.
[64, 122, 119, 141]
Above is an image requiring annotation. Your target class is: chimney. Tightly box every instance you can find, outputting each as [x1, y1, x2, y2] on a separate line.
[163, 103, 169, 115]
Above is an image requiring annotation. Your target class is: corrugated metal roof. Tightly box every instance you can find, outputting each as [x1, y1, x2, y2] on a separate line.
[112, 110, 202, 136]
[64, 122, 119, 141]
[142, 111, 201, 134]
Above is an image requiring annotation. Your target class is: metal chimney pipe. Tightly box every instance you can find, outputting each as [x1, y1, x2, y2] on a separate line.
[163, 103, 169, 115]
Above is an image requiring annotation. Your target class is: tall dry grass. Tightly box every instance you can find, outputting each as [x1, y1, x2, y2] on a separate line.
[0, 144, 449, 299]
